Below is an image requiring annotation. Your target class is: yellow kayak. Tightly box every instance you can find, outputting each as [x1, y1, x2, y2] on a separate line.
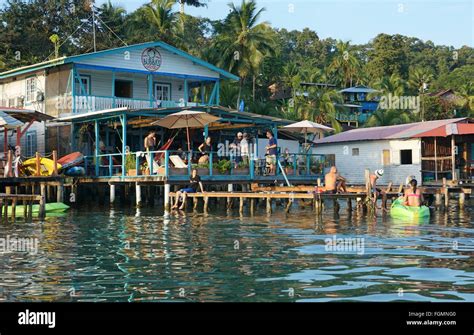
[22, 158, 62, 176]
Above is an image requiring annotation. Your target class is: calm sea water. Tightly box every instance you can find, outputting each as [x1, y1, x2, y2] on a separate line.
[0, 199, 473, 302]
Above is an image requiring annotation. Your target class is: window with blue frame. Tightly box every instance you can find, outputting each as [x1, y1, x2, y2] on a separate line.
[25, 130, 37, 157]
[74, 75, 91, 95]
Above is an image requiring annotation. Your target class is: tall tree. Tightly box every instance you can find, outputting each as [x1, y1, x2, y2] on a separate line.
[366, 34, 409, 80]
[328, 40, 361, 88]
[143, 0, 177, 44]
[211, 0, 275, 108]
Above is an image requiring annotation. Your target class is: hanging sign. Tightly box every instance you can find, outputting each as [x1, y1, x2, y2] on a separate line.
[141, 48, 162, 72]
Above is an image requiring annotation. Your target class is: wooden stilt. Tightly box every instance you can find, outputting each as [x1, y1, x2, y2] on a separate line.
[11, 198, 16, 222]
[266, 197, 272, 214]
[39, 183, 46, 219]
[459, 192, 465, 208]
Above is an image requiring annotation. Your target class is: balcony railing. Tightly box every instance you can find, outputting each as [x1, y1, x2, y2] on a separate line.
[74, 95, 200, 113]
[82, 150, 329, 181]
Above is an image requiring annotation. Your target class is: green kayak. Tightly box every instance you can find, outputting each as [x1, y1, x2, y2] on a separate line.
[7, 202, 70, 216]
[390, 198, 430, 220]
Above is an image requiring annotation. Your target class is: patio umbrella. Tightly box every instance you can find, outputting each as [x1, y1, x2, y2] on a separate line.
[151, 110, 220, 151]
[283, 120, 334, 146]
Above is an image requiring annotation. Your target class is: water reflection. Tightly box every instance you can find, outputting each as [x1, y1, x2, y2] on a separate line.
[0, 198, 472, 302]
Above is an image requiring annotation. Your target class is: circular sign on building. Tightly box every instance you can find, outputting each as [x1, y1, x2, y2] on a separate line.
[141, 47, 162, 72]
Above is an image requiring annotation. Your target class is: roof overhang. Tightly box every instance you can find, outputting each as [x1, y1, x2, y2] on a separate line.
[0, 107, 54, 122]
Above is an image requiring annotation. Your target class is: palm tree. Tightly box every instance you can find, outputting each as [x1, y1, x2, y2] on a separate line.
[408, 67, 433, 94]
[212, 0, 275, 108]
[144, 0, 177, 43]
[365, 109, 414, 127]
[297, 87, 344, 132]
[456, 82, 474, 114]
[328, 40, 361, 88]
[371, 73, 407, 97]
[176, 0, 207, 14]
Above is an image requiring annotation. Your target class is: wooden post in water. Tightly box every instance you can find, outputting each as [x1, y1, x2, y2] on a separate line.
[57, 183, 64, 203]
[266, 197, 272, 214]
[347, 198, 352, 212]
[459, 192, 465, 208]
[135, 183, 142, 207]
[39, 183, 46, 219]
[250, 198, 255, 216]
[110, 184, 116, 204]
[443, 177, 448, 208]
[203, 195, 209, 213]
[435, 192, 442, 209]
[3, 198, 8, 224]
[239, 197, 244, 214]
[11, 198, 16, 222]
[23, 200, 27, 219]
[164, 183, 171, 211]
[28, 200, 33, 221]
[227, 184, 233, 210]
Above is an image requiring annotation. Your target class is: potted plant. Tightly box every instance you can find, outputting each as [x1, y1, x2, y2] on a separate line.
[125, 154, 138, 176]
[214, 159, 231, 175]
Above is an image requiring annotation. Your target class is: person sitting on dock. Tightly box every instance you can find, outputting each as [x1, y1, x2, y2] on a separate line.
[324, 166, 347, 193]
[265, 130, 277, 175]
[198, 137, 212, 164]
[370, 169, 384, 200]
[172, 169, 204, 210]
[403, 178, 423, 207]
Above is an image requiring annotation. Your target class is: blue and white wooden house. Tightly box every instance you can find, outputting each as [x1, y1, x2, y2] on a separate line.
[0, 41, 328, 183]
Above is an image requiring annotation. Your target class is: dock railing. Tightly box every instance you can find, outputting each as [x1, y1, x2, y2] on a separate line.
[83, 150, 329, 181]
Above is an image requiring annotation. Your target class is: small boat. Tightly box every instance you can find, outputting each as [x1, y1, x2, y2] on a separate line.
[7, 202, 70, 216]
[58, 152, 84, 170]
[64, 166, 86, 176]
[22, 158, 62, 176]
[390, 198, 430, 220]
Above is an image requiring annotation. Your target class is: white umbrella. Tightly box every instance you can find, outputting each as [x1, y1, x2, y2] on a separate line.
[151, 110, 220, 151]
[283, 120, 334, 145]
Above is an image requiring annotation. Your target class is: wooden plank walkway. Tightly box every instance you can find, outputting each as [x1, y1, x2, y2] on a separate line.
[0, 193, 45, 221]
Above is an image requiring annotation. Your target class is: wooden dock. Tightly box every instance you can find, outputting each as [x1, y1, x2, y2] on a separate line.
[0, 193, 45, 222]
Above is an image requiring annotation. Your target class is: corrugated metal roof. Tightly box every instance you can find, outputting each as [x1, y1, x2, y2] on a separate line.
[314, 118, 468, 144]
[339, 85, 379, 94]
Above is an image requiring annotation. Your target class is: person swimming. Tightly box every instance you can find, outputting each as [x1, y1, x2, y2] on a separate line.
[403, 178, 423, 207]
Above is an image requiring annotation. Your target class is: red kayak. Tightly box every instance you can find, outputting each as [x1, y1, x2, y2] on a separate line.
[58, 152, 84, 169]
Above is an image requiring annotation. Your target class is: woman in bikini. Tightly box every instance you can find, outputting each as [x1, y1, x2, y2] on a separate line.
[403, 179, 423, 207]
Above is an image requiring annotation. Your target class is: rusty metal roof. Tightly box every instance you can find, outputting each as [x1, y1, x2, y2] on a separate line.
[314, 118, 470, 144]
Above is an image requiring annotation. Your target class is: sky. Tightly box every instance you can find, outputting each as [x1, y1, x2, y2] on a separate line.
[1, 0, 472, 47]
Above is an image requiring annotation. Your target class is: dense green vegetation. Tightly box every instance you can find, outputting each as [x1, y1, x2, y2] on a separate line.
[1, 0, 473, 126]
